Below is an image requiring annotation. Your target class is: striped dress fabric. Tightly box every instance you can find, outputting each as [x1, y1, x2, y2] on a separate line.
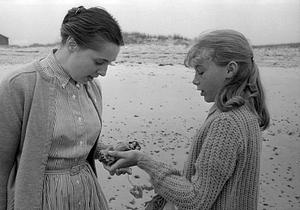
[39, 50, 109, 210]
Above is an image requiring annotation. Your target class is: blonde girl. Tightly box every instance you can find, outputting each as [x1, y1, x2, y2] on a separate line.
[105, 29, 269, 210]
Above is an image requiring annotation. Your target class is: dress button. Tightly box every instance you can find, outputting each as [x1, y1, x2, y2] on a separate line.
[76, 180, 80, 184]
[72, 94, 76, 99]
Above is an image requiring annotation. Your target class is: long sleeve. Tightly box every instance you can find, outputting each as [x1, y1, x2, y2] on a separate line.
[0, 78, 23, 209]
[138, 115, 242, 210]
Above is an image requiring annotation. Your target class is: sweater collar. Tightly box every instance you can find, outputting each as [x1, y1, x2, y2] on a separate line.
[207, 103, 218, 118]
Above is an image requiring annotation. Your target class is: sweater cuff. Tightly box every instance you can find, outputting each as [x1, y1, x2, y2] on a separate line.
[137, 154, 167, 185]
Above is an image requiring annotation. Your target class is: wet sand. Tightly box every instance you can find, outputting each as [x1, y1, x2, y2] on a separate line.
[0, 44, 299, 209]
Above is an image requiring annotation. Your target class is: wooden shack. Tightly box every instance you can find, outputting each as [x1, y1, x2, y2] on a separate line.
[0, 34, 9, 45]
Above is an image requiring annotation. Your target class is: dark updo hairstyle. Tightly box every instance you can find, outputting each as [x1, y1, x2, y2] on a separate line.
[60, 6, 124, 49]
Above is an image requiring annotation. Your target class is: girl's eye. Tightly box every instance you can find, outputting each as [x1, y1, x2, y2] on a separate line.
[195, 66, 204, 75]
[95, 62, 105, 66]
[95, 61, 116, 66]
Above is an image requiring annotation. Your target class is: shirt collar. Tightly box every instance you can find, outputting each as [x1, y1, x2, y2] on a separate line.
[46, 49, 71, 88]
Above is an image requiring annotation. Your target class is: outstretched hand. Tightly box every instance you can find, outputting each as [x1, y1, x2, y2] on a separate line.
[104, 150, 142, 175]
[99, 147, 134, 176]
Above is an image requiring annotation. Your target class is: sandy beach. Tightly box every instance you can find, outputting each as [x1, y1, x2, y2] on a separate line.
[0, 43, 299, 209]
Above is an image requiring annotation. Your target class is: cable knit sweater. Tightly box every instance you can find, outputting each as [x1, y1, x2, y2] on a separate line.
[138, 105, 262, 210]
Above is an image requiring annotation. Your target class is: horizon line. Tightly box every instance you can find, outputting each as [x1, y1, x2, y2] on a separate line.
[1, 31, 299, 48]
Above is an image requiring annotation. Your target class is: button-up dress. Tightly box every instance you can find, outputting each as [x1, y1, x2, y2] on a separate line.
[39, 50, 108, 210]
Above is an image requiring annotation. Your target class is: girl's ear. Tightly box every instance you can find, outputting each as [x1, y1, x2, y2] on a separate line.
[66, 36, 78, 52]
[225, 61, 238, 79]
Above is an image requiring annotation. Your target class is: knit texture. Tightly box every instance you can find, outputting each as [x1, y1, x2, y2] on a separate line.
[138, 105, 262, 210]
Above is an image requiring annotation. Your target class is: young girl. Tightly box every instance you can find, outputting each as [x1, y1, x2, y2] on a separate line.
[0, 6, 124, 210]
[106, 29, 270, 209]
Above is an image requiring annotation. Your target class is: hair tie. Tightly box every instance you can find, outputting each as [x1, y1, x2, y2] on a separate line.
[75, 6, 85, 15]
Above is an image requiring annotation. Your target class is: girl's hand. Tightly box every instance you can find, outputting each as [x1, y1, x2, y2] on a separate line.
[106, 150, 142, 175]
[100, 148, 133, 175]
[99, 141, 141, 166]
[103, 166, 133, 176]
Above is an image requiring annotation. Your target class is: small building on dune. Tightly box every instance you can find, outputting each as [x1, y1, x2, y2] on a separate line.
[0, 34, 9, 45]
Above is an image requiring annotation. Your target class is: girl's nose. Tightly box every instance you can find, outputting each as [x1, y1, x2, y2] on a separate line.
[192, 74, 200, 86]
[99, 69, 107, 76]
[98, 65, 108, 76]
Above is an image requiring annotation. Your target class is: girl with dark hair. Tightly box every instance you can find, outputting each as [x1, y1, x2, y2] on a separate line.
[0, 6, 124, 210]
[105, 29, 270, 210]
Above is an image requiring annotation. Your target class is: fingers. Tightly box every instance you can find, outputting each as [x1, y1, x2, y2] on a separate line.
[103, 163, 132, 176]
[102, 150, 140, 174]
[107, 150, 123, 158]
[102, 157, 132, 175]
[115, 167, 132, 176]
[108, 157, 127, 172]
[99, 149, 115, 166]
[107, 145, 114, 151]
[102, 163, 112, 173]
[102, 146, 114, 154]
[114, 141, 129, 151]
[108, 150, 135, 159]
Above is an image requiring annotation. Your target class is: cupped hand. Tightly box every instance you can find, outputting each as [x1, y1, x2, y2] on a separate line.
[101, 145, 114, 155]
[105, 150, 142, 175]
[103, 164, 133, 176]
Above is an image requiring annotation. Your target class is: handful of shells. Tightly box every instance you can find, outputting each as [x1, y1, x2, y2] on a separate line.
[99, 141, 141, 166]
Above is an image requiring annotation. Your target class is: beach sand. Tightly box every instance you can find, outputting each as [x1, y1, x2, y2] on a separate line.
[0, 44, 299, 209]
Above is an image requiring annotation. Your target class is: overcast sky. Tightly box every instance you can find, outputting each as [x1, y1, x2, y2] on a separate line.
[0, 0, 299, 45]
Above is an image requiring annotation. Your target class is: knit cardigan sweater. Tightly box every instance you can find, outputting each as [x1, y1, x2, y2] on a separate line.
[0, 60, 103, 210]
[138, 105, 262, 210]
